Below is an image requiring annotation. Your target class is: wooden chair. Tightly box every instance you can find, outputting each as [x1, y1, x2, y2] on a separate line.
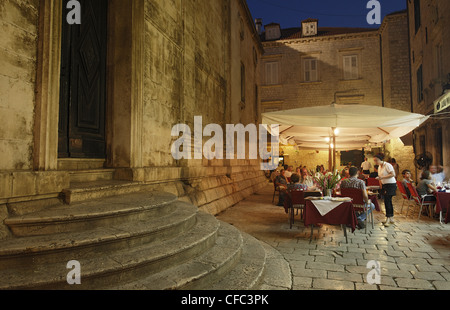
[285, 189, 305, 229]
[272, 181, 281, 204]
[397, 181, 413, 214]
[406, 183, 436, 221]
[341, 187, 374, 234]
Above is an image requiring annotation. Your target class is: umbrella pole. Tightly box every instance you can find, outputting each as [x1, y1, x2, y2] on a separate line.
[328, 143, 332, 172]
[332, 128, 337, 172]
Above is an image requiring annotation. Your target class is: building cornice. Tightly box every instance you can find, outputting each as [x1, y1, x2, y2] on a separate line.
[262, 30, 379, 47]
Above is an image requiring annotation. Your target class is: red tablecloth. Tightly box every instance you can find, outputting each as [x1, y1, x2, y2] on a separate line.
[435, 192, 450, 224]
[304, 200, 358, 232]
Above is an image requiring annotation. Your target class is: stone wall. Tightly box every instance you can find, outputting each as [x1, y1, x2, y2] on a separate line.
[260, 31, 383, 111]
[408, 0, 450, 177]
[380, 11, 411, 112]
[0, 0, 39, 171]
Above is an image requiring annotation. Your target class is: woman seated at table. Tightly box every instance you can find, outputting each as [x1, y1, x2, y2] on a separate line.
[287, 173, 308, 191]
[416, 170, 437, 202]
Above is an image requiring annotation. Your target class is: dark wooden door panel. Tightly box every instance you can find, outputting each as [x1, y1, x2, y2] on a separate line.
[59, 0, 108, 159]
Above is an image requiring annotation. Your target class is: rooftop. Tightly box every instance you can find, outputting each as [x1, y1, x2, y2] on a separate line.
[261, 26, 378, 42]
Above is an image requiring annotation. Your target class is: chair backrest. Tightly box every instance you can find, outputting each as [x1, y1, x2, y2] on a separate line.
[406, 182, 421, 205]
[289, 189, 305, 206]
[340, 187, 365, 206]
[397, 181, 409, 200]
[367, 178, 381, 187]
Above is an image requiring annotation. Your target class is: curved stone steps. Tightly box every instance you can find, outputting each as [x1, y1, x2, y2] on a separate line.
[205, 231, 267, 290]
[5, 191, 178, 237]
[0, 212, 219, 290]
[111, 222, 244, 290]
[0, 201, 198, 270]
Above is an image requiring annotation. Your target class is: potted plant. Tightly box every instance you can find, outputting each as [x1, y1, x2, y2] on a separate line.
[314, 171, 341, 198]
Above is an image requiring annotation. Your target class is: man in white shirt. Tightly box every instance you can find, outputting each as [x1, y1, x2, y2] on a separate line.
[361, 158, 372, 175]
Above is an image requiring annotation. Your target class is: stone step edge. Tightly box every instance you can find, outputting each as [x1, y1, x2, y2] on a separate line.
[206, 231, 267, 290]
[61, 181, 148, 204]
[0, 202, 197, 258]
[108, 221, 244, 290]
[0, 212, 219, 290]
[5, 191, 178, 228]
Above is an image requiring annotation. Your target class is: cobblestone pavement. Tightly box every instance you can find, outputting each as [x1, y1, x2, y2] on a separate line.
[216, 184, 450, 290]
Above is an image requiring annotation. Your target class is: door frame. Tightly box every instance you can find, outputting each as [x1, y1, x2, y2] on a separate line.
[34, 0, 145, 171]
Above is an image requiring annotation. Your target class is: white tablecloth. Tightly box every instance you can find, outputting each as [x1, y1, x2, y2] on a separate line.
[309, 200, 346, 216]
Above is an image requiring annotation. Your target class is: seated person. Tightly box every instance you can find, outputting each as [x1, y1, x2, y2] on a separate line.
[401, 170, 414, 198]
[369, 165, 379, 178]
[416, 170, 437, 202]
[340, 167, 376, 229]
[284, 166, 294, 179]
[430, 165, 446, 185]
[275, 170, 288, 206]
[300, 168, 315, 189]
[287, 173, 309, 191]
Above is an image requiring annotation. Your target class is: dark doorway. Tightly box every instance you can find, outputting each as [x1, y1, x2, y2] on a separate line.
[58, 0, 108, 159]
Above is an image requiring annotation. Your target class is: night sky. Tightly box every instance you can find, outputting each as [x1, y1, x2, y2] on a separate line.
[246, 0, 407, 29]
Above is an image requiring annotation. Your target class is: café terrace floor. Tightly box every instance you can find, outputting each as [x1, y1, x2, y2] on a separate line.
[216, 183, 450, 290]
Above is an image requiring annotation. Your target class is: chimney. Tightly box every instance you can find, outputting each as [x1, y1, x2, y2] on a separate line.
[255, 18, 263, 35]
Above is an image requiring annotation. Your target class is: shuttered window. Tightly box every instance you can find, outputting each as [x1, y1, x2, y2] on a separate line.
[343, 55, 359, 80]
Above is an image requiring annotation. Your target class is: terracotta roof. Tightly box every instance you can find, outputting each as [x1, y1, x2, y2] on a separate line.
[261, 26, 378, 42]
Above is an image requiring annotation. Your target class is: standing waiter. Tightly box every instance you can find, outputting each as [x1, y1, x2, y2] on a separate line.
[361, 157, 372, 175]
[373, 154, 397, 227]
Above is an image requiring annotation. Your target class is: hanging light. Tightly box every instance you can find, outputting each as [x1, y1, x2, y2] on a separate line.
[334, 128, 340, 136]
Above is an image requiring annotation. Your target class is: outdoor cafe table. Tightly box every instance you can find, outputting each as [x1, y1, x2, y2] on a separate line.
[434, 192, 450, 224]
[303, 198, 358, 243]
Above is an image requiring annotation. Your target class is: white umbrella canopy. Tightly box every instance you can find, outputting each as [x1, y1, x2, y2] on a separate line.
[263, 104, 430, 150]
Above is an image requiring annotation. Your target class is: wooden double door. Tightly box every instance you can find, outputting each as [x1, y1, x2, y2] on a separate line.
[58, 0, 108, 159]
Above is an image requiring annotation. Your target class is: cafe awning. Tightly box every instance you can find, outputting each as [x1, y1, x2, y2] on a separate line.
[262, 104, 430, 151]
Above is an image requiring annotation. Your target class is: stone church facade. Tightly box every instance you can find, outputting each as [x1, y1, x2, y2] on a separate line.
[0, 0, 267, 239]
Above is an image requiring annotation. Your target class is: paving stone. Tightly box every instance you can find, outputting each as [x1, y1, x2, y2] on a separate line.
[292, 276, 313, 289]
[314, 255, 335, 264]
[432, 281, 450, 290]
[385, 250, 406, 258]
[291, 267, 327, 279]
[379, 285, 407, 290]
[415, 264, 448, 272]
[327, 271, 363, 283]
[342, 252, 364, 259]
[381, 268, 413, 279]
[402, 250, 431, 259]
[283, 253, 315, 262]
[345, 265, 372, 274]
[379, 275, 398, 287]
[395, 257, 429, 266]
[440, 272, 450, 281]
[335, 257, 358, 266]
[306, 261, 345, 273]
[395, 278, 435, 290]
[411, 271, 446, 281]
[355, 283, 379, 290]
[312, 278, 354, 290]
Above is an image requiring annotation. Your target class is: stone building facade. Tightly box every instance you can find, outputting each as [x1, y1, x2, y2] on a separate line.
[0, 0, 266, 239]
[258, 12, 415, 176]
[407, 0, 450, 177]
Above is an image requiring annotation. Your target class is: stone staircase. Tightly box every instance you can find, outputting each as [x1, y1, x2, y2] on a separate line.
[0, 176, 291, 290]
